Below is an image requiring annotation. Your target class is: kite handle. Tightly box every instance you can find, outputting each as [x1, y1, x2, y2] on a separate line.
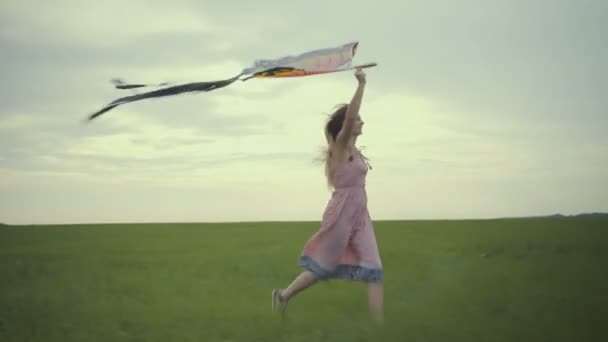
[353, 62, 378, 69]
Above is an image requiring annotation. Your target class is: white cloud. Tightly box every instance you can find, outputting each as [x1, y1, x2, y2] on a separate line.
[1, 1, 213, 44]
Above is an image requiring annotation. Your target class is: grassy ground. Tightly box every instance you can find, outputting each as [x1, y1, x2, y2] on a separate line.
[1, 216, 607, 341]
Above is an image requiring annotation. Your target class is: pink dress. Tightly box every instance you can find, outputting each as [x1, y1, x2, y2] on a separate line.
[299, 151, 383, 283]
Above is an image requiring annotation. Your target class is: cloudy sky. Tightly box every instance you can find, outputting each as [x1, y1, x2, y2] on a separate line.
[1, 0, 606, 225]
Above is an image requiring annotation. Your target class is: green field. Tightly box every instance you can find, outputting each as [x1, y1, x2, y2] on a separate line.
[1, 216, 607, 341]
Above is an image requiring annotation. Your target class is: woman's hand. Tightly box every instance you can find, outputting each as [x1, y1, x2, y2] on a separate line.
[355, 68, 366, 85]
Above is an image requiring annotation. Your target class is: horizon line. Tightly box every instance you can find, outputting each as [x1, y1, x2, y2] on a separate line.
[2, 212, 607, 227]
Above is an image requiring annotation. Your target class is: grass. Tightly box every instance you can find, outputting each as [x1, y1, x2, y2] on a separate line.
[1, 216, 607, 341]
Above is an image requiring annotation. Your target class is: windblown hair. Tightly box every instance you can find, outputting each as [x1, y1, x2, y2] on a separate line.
[325, 103, 349, 143]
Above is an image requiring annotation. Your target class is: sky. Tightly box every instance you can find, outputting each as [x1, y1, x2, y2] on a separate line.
[1, 0, 606, 225]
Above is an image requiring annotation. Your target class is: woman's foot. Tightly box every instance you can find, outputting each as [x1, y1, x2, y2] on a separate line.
[272, 289, 288, 315]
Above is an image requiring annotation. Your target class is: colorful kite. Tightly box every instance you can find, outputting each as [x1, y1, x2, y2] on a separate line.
[86, 41, 376, 121]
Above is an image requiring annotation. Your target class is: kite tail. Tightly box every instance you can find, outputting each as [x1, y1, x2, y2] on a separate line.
[86, 75, 242, 121]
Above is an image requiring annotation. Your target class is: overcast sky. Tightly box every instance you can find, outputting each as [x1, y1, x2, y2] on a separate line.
[1, 0, 606, 225]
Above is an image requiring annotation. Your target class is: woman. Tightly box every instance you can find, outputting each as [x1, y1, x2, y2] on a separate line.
[272, 68, 384, 323]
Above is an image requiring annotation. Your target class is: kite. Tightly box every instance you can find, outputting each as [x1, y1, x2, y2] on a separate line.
[86, 41, 376, 121]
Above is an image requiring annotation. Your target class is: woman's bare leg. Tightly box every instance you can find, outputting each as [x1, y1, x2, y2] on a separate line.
[368, 282, 384, 323]
[281, 271, 318, 300]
